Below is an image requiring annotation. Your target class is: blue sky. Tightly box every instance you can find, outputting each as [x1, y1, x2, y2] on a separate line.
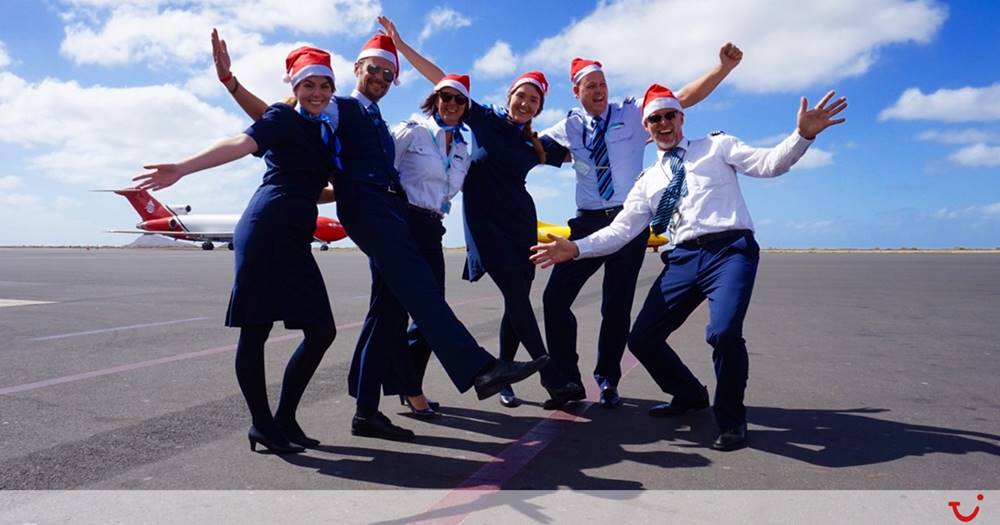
[0, 0, 997, 248]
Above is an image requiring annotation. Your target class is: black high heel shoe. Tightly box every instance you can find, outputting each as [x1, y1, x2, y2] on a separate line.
[275, 419, 321, 448]
[399, 395, 437, 419]
[248, 426, 305, 454]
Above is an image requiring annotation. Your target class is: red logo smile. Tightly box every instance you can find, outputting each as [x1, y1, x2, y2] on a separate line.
[948, 494, 984, 522]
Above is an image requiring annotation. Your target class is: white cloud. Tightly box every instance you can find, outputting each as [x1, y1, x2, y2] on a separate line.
[473, 41, 517, 79]
[520, 0, 946, 94]
[533, 107, 566, 129]
[793, 147, 834, 170]
[59, 1, 380, 67]
[785, 219, 835, 231]
[417, 7, 472, 45]
[0, 73, 260, 213]
[879, 84, 1000, 122]
[917, 128, 1000, 144]
[933, 203, 1000, 220]
[526, 184, 561, 200]
[0, 175, 22, 190]
[0, 41, 10, 69]
[948, 143, 1000, 167]
[0, 192, 38, 208]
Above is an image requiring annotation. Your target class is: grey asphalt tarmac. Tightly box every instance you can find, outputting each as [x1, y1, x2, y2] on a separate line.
[0, 248, 997, 492]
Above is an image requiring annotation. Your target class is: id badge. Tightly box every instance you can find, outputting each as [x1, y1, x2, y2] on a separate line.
[573, 158, 592, 176]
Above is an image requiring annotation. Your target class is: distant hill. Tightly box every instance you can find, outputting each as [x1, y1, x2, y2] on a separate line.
[125, 235, 196, 249]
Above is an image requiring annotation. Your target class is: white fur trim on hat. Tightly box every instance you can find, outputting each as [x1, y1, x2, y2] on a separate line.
[511, 77, 545, 95]
[357, 48, 398, 72]
[287, 64, 335, 88]
[572, 64, 602, 84]
[435, 79, 470, 99]
[642, 97, 683, 121]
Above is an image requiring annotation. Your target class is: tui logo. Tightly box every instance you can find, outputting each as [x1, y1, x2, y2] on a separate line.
[948, 494, 984, 522]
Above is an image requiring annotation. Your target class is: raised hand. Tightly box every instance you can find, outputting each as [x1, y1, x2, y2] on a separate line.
[797, 90, 848, 139]
[529, 234, 579, 269]
[377, 15, 402, 46]
[719, 42, 743, 70]
[133, 164, 185, 192]
[211, 28, 232, 82]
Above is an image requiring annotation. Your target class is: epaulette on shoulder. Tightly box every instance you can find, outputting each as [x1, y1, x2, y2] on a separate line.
[402, 119, 420, 128]
[623, 96, 636, 105]
[709, 130, 726, 136]
[636, 167, 651, 180]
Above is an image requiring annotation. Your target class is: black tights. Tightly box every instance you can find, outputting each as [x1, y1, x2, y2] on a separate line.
[235, 322, 336, 431]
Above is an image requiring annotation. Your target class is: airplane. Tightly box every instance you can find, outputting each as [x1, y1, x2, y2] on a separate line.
[101, 187, 347, 251]
[537, 220, 669, 252]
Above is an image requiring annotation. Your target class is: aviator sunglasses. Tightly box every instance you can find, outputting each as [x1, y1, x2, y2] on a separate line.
[645, 111, 680, 124]
[365, 63, 395, 82]
[438, 92, 469, 105]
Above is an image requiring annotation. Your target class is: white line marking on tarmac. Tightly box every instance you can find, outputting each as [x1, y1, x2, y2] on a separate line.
[0, 299, 54, 308]
[30, 317, 211, 341]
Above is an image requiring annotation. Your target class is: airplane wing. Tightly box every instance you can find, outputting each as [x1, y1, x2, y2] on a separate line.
[106, 230, 234, 239]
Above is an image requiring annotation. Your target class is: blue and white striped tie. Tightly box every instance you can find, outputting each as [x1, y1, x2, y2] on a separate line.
[588, 116, 614, 200]
[650, 147, 688, 235]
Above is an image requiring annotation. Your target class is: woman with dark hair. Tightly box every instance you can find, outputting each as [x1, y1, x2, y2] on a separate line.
[133, 46, 340, 454]
[379, 16, 585, 409]
[374, 74, 474, 418]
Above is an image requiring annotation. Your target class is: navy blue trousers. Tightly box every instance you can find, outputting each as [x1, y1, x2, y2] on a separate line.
[627, 231, 759, 430]
[337, 179, 494, 414]
[543, 213, 649, 389]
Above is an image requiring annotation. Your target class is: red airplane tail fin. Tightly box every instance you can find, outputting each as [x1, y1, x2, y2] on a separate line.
[108, 187, 174, 221]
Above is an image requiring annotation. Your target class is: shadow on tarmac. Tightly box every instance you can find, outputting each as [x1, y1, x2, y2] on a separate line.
[746, 406, 1000, 467]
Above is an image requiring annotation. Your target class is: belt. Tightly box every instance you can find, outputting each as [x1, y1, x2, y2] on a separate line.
[677, 229, 751, 248]
[407, 203, 444, 220]
[577, 206, 624, 219]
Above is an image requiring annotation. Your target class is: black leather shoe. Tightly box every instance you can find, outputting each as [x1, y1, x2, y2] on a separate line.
[498, 385, 521, 408]
[598, 386, 623, 409]
[275, 419, 321, 448]
[542, 382, 587, 410]
[351, 412, 415, 441]
[648, 387, 710, 417]
[712, 424, 748, 451]
[473, 356, 550, 400]
[248, 426, 305, 454]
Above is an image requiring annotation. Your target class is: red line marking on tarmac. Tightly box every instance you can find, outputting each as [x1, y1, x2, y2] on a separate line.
[2, 295, 494, 396]
[411, 352, 642, 525]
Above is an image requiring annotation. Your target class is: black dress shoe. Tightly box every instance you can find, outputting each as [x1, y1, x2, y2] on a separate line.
[712, 424, 748, 451]
[275, 419, 321, 448]
[473, 356, 550, 400]
[598, 386, 623, 409]
[648, 387, 710, 417]
[498, 385, 521, 408]
[542, 382, 587, 410]
[351, 412, 415, 441]
[248, 426, 305, 454]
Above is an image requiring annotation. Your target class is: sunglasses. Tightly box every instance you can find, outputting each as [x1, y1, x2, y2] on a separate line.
[365, 63, 395, 82]
[438, 92, 469, 105]
[645, 111, 680, 125]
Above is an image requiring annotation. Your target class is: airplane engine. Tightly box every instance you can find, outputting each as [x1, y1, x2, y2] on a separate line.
[167, 204, 191, 215]
[313, 216, 348, 243]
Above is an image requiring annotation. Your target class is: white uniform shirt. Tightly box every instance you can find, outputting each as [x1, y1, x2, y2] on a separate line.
[541, 98, 648, 210]
[391, 115, 470, 216]
[576, 131, 813, 258]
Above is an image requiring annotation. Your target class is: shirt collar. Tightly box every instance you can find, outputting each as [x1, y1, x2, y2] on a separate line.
[351, 89, 374, 109]
[656, 137, 690, 162]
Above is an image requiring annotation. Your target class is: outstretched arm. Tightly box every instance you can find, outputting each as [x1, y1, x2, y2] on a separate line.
[212, 29, 270, 121]
[132, 134, 258, 191]
[377, 16, 445, 84]
[675, 42, 742, 109]
[797, 90, 847, 139]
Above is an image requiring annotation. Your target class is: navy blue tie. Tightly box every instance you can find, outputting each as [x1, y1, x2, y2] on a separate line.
[650, 147, 688, 235]
[588, 116, 614, 200]
[366, 102, 396, 168]
[298, 106, 342, 171]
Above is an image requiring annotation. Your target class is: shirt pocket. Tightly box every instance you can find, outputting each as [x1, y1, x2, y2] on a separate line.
[604, 124, 634, 145]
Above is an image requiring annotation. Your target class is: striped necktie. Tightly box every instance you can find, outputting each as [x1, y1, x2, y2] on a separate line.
[650, 147, 688, 235]
[588, 116, 614, 200]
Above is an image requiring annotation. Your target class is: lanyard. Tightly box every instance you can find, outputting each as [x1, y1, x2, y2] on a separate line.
[428, 128, 457, 214]
[581, 105, 612, 154]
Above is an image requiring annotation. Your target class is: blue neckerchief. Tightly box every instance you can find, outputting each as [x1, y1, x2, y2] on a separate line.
[298, 104, 342, 170]
[492, 104, 526, 130]
[433, 113, 466, 144]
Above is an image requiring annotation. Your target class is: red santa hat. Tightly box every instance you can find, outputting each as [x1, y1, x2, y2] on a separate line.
[283, 46, 334, 88]
[434, 74, 471, 102]
[509, 70, 548, 97]
[570, 57, 603, 84]
[642, 83, 683, 121]
[357, 34, 399, 74]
